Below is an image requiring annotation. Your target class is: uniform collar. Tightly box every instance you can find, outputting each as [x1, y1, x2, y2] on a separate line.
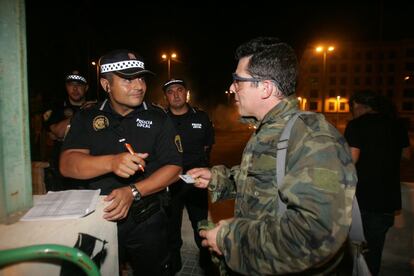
[99, 99, 148, 116]
[167, 103, 195, 116]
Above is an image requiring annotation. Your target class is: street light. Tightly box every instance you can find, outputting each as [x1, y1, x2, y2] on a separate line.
[161, 52, 177, 79]
[91, 61, 99, 100]
[315, 45, 335, 113]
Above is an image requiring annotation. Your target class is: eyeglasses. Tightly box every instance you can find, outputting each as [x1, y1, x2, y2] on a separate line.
[232, 73, 263, 84]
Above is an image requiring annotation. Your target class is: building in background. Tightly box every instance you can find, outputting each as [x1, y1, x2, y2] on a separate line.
[298, 39, 414, 132]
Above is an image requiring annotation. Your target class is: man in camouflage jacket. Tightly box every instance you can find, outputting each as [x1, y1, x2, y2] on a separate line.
[188, 37, 357, 275]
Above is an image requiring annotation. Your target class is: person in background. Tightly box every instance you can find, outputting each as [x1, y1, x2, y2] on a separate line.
[187, 37, 357, 275]
[59, 49, 182, 276]
[344, 91, 411, 275]
[43, 70, 94, 190]
[162, 78, 215, 274]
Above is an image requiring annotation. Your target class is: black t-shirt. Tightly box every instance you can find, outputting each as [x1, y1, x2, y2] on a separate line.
[61, 100, 182, 195]
[344, 113, 410, 212]
[167, 106, 215, 171]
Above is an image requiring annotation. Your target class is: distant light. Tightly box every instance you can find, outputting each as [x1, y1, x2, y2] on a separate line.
[297, 97, 302, 101]
[171, 53, 177, 59]
[91, 61, 96, 66]
[337, 96, 341, 100]
[315, 46, 323, 52]
[404, 76, 410, 81]
[328, 46, 335, 52]
[161, 54, 167, 60]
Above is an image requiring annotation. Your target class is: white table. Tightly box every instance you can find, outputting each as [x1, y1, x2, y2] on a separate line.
[0, 196, 118, 276]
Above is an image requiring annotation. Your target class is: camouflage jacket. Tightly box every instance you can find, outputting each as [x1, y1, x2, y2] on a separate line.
[209, 96, 357, 275]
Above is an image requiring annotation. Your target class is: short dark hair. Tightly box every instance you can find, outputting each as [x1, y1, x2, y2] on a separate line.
[350, 90, 379, 111]
[235, 37, 298, 97]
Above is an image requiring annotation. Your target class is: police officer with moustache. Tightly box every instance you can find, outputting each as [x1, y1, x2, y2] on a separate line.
[162, 79, 215, 275]
[43, 70, 94, 190]
[60, 50, 182, 276]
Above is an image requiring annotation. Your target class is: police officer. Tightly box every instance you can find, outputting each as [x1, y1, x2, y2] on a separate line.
[43, 70, 93, 190]
[60, 49, 182, 276]
[162, 79, 215, 274]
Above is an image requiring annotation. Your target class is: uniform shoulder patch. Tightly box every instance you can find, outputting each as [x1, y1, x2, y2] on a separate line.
[92, 115, 109, 131]
[43, 109, 52, 121]
[175, 135, 183, 153]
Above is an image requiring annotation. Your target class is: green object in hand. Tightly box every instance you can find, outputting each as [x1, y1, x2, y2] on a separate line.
[197, 219, 216, 231]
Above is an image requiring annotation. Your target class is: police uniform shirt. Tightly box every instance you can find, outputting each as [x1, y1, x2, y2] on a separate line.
[167, 105, 214, 171]
[61, 99, 182, 195]
[44, 100, 81, 132]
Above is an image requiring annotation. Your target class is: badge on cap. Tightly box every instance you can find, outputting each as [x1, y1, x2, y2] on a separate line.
[92, 115, 109, 131]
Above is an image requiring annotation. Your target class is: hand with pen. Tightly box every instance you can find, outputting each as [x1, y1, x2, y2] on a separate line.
[103, 143, 148, 221]
[109, 143, 148, 178]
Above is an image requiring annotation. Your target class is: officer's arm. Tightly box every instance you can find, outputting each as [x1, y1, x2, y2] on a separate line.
[134, 164, 181, 197]
[60, 148, 144, 179]
[60, 149, 114, 179]
[49, 118, 71, 139]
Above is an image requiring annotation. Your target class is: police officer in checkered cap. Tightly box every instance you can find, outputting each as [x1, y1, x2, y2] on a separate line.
[43, 70, 94, 191]
[60, 49, 182, 275]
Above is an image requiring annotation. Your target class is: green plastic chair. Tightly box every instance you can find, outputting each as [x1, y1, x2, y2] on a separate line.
[0, 244, 100, 276]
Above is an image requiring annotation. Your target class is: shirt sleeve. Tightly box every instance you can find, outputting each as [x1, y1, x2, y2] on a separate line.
[153, 115, 182, 167]
[61, 111, 91, 151]
[216, 124, 356, 274]
[344, 120, 360, 148]
[203, 112, 215, 146]
[209, 165, 239, 203]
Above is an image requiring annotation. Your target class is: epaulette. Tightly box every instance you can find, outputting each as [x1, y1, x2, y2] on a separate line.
[151, 102, 167, 113]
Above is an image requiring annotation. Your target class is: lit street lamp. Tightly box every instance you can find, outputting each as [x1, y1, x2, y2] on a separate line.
[225, 90, 235, 104]
[315, 45, 334, 113]
[161, 52, 177, 79]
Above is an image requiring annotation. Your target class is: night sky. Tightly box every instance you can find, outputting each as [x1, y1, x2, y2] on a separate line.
[25, 1, 414, 111]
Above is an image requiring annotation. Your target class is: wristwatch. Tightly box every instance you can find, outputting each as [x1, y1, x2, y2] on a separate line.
[129, 184, 142, 202]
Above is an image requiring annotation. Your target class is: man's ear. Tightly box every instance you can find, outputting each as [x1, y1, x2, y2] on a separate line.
[100, 78, 109, 92]
[260, 81, 274, 99]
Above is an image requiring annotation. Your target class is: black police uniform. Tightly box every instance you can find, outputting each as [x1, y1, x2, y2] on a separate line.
[43, 100, 82, 191]
[166, 105, 215, 273]
[62, 99, 182, 276]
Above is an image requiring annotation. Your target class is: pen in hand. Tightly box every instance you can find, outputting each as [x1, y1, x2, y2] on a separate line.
[124, 143, 145, 172]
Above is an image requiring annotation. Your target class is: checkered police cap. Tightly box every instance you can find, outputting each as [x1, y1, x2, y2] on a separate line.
[162, 79, 186, 91]
[99, 49, 154, 78]
[65, 70, 87, 84]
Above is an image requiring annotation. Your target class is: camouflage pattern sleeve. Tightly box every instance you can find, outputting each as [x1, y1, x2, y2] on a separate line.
[209, 165, 239, 203]
[215, 113, 357, 275]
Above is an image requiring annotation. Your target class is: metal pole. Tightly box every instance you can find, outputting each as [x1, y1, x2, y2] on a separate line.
[167, 58, 171, 79]
[336, 96, 340, 128]
[322, 51, 327, 113]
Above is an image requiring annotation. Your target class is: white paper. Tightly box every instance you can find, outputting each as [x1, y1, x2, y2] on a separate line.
[20, 189, 101, 221]
[179, 174, 196, 184]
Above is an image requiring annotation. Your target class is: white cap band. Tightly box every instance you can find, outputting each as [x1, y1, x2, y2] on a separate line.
[66, 75, 87, 83]
[100, 60, 145, 73]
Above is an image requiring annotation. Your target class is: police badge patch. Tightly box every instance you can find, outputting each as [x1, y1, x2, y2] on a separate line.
[175, 135, 183, 153]
[92, 115, 109, 131]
